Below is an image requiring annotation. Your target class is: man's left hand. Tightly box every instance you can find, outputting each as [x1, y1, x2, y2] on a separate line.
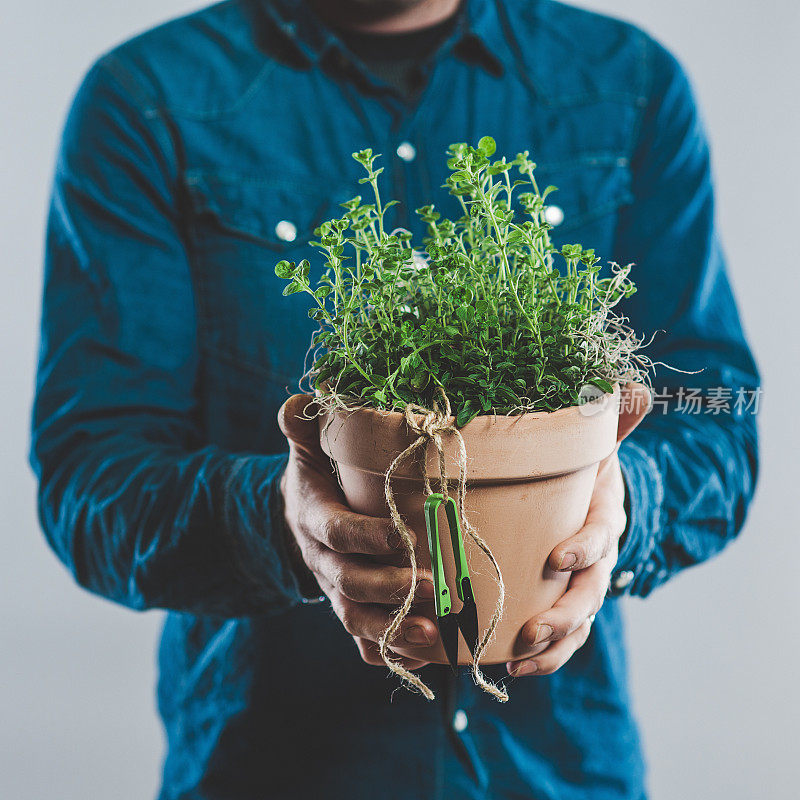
[507, 383, 650, 677]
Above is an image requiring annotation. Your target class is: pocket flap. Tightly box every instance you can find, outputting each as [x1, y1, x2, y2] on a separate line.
[536, 156, 633, 234]
[185, 170, 346, 250]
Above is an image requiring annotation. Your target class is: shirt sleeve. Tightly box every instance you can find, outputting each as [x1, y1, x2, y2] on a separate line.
[609, 38, 760, 598]
[30, 56, 314, 616]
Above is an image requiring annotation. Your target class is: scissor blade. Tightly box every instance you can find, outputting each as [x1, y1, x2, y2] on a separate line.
[457, 598, 480, 661]
[437, 614, 460, 673]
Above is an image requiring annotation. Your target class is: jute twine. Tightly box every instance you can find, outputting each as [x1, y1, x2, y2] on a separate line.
[378, 389, 509, 703]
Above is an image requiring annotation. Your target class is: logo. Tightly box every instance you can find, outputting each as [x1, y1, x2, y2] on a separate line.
[577, 383, 613, 416]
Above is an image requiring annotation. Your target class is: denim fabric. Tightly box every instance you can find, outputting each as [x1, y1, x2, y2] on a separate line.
[31, 1, 759, 798]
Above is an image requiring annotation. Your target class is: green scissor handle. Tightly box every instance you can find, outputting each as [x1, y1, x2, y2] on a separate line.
[423, 493, 472, 618]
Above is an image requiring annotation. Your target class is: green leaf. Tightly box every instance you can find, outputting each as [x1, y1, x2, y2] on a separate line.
[589, 378, 614, 394]
[456, 306, 474, 324]
[409, 370, 430, 391]
[456, 404, 480, 428]
[274, 260, 296, 279]
[282, 281, 304, 296]
[478, 136, 496, 156]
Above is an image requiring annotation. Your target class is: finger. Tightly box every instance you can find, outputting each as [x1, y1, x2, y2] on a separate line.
[617, 382, 651, 442]
[548, 462, 624, 572]
[549, 518, 615, 572]
[278, 394, 321, 450]
[315, 548, 435, 605]
[354, 637, 431, 670]
[517, 556, 612, 652]
[310, 506, 417, 556]
[507, 616, 593, 676]
[319, 576, 439, 646]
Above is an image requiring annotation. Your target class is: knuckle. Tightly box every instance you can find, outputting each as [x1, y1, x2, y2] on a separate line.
[319, 516, 338, 549]
[359, 517, 385, 554]
[336, 570, 365, 602]
[561, 611, 587, 637]
[323, 517, 348, 552]
[299, 538, 320, 568]
[293, 506, 313, 543]
[339, 603, 361, 637]
[583, 530, 605, 563]
[549, 620, 570, 641]
[331, 564, 347, 592]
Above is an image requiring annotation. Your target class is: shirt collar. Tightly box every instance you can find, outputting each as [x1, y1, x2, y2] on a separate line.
[261, 0, 507, 77]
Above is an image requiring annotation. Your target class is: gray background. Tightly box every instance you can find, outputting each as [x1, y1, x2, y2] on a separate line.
[1, 1, 798, 798]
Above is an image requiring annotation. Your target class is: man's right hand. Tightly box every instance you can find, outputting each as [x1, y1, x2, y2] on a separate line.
[278, 394, 439, 668]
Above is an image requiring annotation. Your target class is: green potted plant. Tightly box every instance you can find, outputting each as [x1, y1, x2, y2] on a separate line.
[275, 137, 648, 701]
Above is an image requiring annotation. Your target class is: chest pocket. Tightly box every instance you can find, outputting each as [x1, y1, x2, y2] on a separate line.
[184, 170, 351, 384]
[533, 156, 633, 257]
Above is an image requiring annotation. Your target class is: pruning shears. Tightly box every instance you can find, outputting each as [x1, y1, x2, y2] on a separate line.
[423, 493, 480, 672]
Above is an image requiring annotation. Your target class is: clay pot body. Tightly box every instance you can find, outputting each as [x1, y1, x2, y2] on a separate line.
[319, 387, 619, 665]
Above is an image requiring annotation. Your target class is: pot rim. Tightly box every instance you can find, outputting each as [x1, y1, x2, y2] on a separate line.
[316, 382, 620, 427]
[318, 384, 621, 482]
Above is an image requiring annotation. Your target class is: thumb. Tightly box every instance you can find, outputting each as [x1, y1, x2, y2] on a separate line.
[278, 394, 320, 450]
[617, 382, 651, 442]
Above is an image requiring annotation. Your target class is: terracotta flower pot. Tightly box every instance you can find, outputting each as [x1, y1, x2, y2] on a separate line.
[318, 385, 620, 665]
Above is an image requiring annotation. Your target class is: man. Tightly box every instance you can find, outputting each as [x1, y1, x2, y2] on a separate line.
[32, 0, 759, 797]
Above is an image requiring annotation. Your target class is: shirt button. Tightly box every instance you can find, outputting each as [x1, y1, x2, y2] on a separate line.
[275, 220, 297, 242]
[544, 204, 564, 227]
[613, 569, 635, 590]
[453, 709, 468, 733]
[396, 141, 417, 162]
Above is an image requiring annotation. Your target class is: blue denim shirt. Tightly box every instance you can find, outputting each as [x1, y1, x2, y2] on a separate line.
[31, 1, 759, 798]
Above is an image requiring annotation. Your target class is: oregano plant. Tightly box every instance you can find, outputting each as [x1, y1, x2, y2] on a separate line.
[275, 137, 647, 427]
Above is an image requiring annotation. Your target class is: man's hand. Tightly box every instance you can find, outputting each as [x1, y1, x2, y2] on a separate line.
[507, 383, 651, 677]
[278, 394, 439, 669]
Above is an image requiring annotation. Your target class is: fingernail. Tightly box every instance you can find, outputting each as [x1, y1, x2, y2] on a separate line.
[404, 625, 432, 645]
[514, 661, 538, 676]
[416, 580, 435, 599]
[558, 552, 577, 570]
[533, 623, 553, 645]
[387, 529, 403, 550]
